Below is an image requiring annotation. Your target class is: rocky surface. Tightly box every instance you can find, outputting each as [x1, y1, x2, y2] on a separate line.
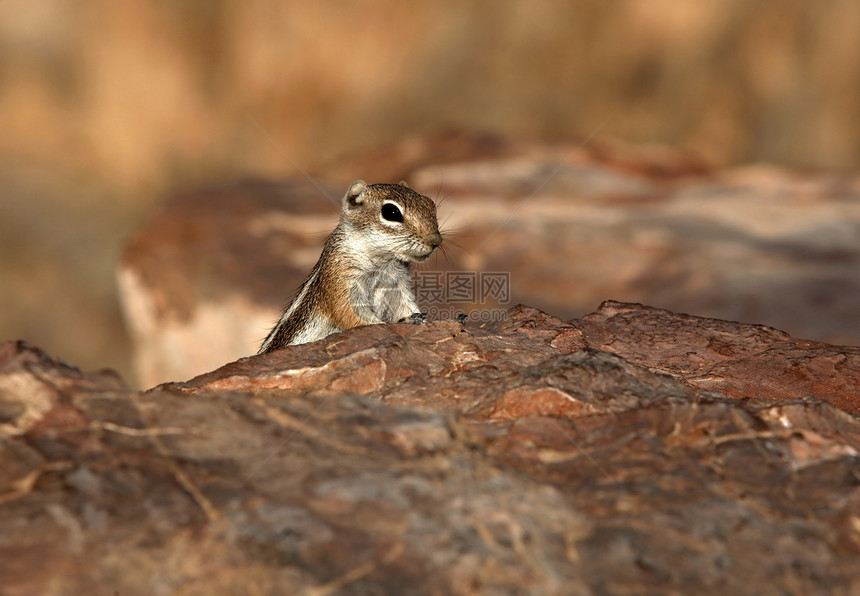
[118, 132, 860, 387]
[1, 303, 858, 594]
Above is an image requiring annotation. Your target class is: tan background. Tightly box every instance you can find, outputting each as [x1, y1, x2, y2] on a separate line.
[2, 1, 859, 381]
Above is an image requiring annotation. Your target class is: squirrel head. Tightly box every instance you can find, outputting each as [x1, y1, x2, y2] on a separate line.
[340, 180, 443, 263]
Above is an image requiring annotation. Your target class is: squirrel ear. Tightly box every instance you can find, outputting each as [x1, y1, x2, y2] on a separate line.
[344, 180, 367, 208]
[398, 180, 410, 188]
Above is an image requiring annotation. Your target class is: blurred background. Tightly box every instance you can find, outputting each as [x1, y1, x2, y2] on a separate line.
[1, 1, 859, 381]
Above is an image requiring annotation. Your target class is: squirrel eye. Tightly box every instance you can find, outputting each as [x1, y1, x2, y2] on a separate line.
[381, 203, 404, 223]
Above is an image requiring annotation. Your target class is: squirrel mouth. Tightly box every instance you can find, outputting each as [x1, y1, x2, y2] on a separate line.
[410, 248, 437, 263]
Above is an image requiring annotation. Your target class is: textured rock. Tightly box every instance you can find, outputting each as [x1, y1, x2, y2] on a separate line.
[175, 301, 860, 417]
[119, 132, 860, 387]
[3, 304, 858, 594]
[574, 301, 860, 416]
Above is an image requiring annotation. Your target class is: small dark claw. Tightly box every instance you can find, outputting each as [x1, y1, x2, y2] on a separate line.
[456, 313, 467, 324]
[397, 312, 427, 324]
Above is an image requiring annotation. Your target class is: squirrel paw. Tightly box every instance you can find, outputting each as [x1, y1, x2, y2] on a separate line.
[399, 312, 427, 324]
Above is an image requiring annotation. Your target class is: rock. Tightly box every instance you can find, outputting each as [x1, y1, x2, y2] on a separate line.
[172, 301, 860, 417]
[573, 301, 860, 416]
[2, 303, 858, 594]
[118, 132, 860, 387]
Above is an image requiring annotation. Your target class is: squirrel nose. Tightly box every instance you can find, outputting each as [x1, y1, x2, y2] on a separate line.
[428, 231, 443, 248]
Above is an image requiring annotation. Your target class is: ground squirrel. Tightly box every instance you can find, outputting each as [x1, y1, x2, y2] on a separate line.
[258, 180, 443, 354]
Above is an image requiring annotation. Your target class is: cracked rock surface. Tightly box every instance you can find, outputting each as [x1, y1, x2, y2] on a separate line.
[1, 303, 859, 594]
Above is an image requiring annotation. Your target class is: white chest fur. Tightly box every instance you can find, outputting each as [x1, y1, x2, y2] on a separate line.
[350, 259, 418, 324]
